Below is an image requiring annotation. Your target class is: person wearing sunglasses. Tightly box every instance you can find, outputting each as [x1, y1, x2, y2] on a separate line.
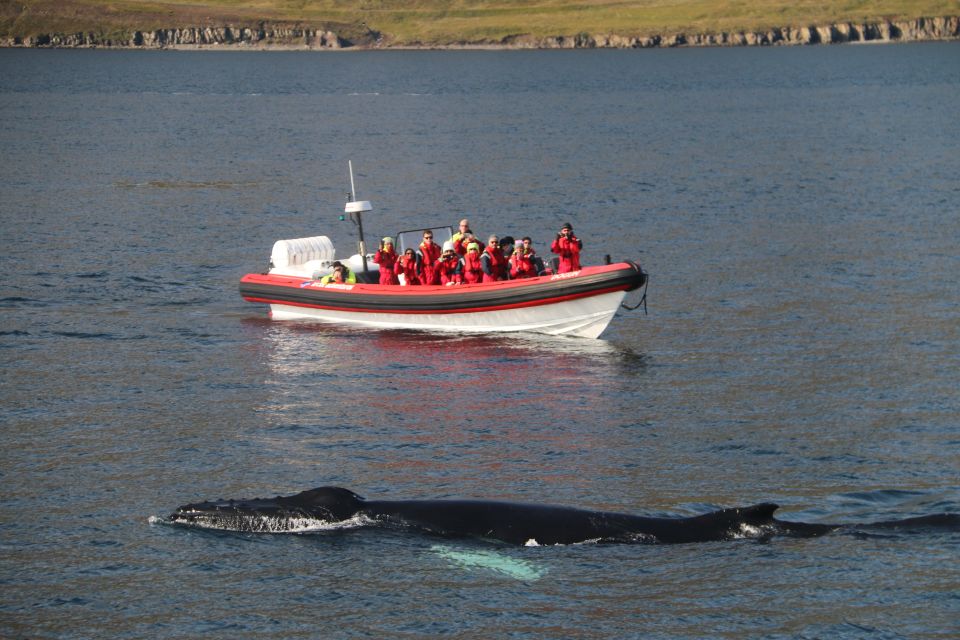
[418, 230, 442, 285]
[397, 248, 422, 286]
[480, 235, 509, 282]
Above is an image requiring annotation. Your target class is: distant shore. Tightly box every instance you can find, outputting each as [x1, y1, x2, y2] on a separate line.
[2, 16, 957, 51]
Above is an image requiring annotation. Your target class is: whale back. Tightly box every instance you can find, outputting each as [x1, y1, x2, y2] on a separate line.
[356, 499, 788, 545]
[647, 502, 785, 543]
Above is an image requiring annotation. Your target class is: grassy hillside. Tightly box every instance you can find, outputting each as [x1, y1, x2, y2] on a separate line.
[2, 0, 958, 44]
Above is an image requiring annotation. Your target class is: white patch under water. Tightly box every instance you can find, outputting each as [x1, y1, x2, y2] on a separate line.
[431, 544, 546, 581]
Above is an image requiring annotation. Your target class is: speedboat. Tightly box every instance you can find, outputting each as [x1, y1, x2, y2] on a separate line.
[239, 166, 647, 339]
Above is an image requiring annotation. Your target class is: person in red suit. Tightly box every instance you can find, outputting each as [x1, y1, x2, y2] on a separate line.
[462, 242, 483, 284]
[418, 230, 442, 285]
[550, 222, 582, 273]
[480, 235, 509, 282]
[397, 248, 422, 285]
[372, 237, 400, 285]
[437, 242, 463, 285]
[510, 237, 538, 279]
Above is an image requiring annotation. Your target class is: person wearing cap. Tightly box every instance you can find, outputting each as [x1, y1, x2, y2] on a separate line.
[499, 236, 515, 259]
[418, 229, 442, 285]
[320, 261, 357, 285]
[480, 235, 508, 283]
[452, 219, 476, 256]
[397, 248, 422, 286]
[462, 241, 483, 284]
[373, 237, 400, 285]
[550, 222, 582, 273]
[510, 237, 538, 279]
[438, 241, 464, 285]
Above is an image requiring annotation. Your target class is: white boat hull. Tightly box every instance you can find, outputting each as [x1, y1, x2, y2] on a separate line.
[269, 290, 628, 339]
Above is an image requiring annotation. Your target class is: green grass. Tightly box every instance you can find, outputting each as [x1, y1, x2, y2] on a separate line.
[2, 0, 957, 44]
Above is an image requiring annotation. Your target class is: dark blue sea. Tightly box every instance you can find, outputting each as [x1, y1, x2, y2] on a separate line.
[2, 44, 959, 638]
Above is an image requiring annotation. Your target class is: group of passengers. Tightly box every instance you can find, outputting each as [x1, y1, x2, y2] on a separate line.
[323, 218, 582, 286]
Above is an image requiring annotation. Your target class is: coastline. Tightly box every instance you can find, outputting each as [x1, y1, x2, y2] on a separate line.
[2, 16, 957, 50]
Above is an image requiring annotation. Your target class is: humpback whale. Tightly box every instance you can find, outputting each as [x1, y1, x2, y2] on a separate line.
[166, 486, 960, 545]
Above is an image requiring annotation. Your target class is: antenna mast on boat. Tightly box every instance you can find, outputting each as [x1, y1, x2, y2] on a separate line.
[344, 160, 372, 274]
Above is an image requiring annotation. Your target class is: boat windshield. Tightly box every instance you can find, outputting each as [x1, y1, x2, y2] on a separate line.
[395, 226, 453, 254]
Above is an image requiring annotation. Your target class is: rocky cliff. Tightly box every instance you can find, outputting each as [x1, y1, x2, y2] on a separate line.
[1, 25, 359, 49]
[503, 16, 960, 48]
[1, 16, 957, 49]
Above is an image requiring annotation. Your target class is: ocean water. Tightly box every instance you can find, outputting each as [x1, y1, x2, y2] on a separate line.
[1, 44, 959, 638]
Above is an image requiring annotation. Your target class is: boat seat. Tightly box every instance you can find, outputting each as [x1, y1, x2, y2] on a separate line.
[354, 270, 379, 284]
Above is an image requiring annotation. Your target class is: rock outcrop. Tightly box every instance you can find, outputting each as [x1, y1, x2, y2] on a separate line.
[1, 16, 957, 49]
[0, 25, 369, 49]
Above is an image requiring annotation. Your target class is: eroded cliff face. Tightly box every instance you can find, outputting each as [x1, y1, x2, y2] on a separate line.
[501, 16, 960, 48]
[1, 25, 360, 49]
[2, 16, 957, 49]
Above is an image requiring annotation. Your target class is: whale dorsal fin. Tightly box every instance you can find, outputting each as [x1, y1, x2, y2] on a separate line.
[739, 502, 780, 522]
[304, 486, 365, 502]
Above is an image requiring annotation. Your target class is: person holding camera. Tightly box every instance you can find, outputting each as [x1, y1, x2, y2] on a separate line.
[397, 248, 422, 286]
[373, 237, 400, 285]
[451, 218, 473, 254]
[510, 237, 538, 279]
[550, 222, 582, 273]
[438, 241, 464, 285]
[319, 261, 357, 285]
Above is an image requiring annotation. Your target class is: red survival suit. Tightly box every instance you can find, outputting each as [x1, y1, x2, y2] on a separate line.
[463, 247, 483, 284]
[373, 248, 400, 285]
[452, 231, 477, 257]
[438, 253, 464, 285]
[418, 240, 442, 285]
[550, 233, 582, 273]
[510, 248, 538, 279]
[481, 245, 509, 283]
[397, 253, 422, 285]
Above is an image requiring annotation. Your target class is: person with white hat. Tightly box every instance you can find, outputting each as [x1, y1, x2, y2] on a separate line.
[437, 241, 464, 285]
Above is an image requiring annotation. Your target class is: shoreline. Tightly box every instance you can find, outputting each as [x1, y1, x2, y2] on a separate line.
[2, 16, 957, 51]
